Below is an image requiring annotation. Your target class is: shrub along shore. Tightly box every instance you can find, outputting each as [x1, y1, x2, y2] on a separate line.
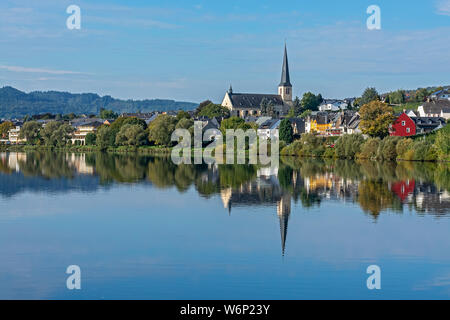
[280, 124, 449, 162]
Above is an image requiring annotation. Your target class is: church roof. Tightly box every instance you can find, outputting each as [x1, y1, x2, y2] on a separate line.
[228, 93, 284, 109]
[279, 44, 292, 87]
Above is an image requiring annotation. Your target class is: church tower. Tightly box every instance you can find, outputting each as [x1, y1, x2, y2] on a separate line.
[278, 44, 292, 102]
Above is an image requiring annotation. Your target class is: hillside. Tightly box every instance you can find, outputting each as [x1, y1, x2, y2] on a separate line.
[0, 86, 198, 119]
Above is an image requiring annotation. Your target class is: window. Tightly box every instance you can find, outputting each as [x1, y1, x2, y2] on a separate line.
[406, 128, 410, 133]
[402, 121, 406, 126]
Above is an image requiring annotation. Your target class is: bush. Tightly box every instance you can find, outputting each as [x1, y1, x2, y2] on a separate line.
[377, 136, 401, 160]
[334, 134, 365, 159]
[396, 138, 413, 160]
[359, 137, 380, 159]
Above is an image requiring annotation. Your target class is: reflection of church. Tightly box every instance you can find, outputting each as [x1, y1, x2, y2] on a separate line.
[220, 166, 292, 256]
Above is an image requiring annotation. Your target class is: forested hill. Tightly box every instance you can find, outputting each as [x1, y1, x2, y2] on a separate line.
[0, 86, 198, 118]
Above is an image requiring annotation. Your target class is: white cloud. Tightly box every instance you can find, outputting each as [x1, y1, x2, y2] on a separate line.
[0, 65, 88, 75]
[436, 0, 450, 15]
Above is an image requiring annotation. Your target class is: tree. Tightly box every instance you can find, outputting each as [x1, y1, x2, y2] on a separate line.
[175, 118, 194, 130]
[415, 88, 429, 102]
[148, 114, 178, 146]
[360, 87, 379, 106]
[196, 103, 230, 119]
[96, 126, 114, 150]
[115, 124, 148, 147]
[195, 100, 213, 115]
[299, 110, 312, 118]
[388, 90, 405, 104]
[279, 119, 293, 144]
[293, 96, 302, 116]
[176, 110, 191, 121]
[359, 100, 395, 138]
[19, 121, 42, 144]
[0, 121, 14, 138]
[40, 121, 74, 147]
[220, 116, 245, 132]
[85, 133, 96, 146]
[301, 92, 323, 111]
[100, 109, 118, 119]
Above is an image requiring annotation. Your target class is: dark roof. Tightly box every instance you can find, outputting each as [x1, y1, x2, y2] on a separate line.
[421, 101, 450, 113]
[288, 118, 305, 133]
[411, 117, 446, 128]
[229, 93, 284, 109]
[310, 112, 330, 125]
[279, 44, 292, 87]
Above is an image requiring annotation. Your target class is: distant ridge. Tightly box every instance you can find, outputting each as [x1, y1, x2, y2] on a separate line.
[0, 86, 198, 118]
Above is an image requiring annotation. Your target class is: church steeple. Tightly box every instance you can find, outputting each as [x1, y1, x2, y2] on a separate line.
[278, 44, 292, 102]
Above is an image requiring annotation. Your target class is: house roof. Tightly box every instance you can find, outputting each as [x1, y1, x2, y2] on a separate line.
[421, 101, 450, 113]
[258, 119, 280, 130]
[229, 93, 284, 109]
[411, 117, 446, 128]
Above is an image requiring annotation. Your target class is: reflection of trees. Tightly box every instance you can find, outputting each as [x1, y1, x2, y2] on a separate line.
[2, 151, 448, 218]
[19, 152, 74, 179]
[219, 164, 257, 189]
[357, 179, 401, 219]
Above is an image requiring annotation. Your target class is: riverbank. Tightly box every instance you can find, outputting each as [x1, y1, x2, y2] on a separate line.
[1, 143, 449, 163]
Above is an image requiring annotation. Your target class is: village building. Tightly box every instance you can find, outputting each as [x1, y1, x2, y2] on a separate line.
[221, 45, 293, 118]
[390, 113, 417, 137]
[70, 118, 108, 145]
[417, 101, 450, 120]
[390, 112, 446, 137]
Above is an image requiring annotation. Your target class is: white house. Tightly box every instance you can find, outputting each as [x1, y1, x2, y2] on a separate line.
[318, 100, 348, 112]
[417, 101, 450, 120]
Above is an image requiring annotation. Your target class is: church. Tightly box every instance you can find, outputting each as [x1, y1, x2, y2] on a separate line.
[221, 45, 293, 118]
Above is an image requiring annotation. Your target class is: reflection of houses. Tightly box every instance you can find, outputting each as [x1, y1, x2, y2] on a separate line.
[66, 153, 94, 175]
[414, 183, 450, 216]
[220, 166, 292, 256]
[391, 180, 415, 202]
[5, 152, 27, 172]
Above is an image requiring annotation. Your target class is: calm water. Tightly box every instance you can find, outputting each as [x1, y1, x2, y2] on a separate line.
[0, 152, 449, 300]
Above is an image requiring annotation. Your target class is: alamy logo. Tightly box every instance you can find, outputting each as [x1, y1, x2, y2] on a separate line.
[367, 5, 381, 30]
[66, 265, 81, 290]
[366, 265, 381, 290]
[171, 122, 279, 167]
[66, 5, 81, 30]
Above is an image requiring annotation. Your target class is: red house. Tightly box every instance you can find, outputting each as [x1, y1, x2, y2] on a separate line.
[390, 113, 416, 137]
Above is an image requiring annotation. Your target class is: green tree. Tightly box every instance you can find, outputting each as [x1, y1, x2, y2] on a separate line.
[100, 109, 118, 119]
[299, 109, 312, 118]
[359, 101, 395, 138]
[176, 118, 194, 130]
[293, 96, 302, 116]
[96, 126, 114, 150]
[148, 114, 178, 146]
[0, 121, 14, 138]
[301, 92, 323, 111]
[176, 110, 191, 121]
[197, 103, 230, 119]
[115, 124, 148, 147]
[19, 121, 42, 144]
[279, 119, 293, 144]
[85, 132, 97, 146]
[389, 90, 405, 104]
[220, 116, 245, 133]
[434, 127, 450, 161]
[415, 88, 429, 102]
[360, 87, 379, 106]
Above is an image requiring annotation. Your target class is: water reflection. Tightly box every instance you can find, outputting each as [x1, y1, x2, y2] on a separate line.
[1, 151, 449, 256]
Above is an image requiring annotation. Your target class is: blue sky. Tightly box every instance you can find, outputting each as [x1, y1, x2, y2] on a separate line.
[0, 0, 449, 103]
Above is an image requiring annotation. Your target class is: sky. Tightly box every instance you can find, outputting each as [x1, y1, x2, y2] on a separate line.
[0, 0, 449, 103]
